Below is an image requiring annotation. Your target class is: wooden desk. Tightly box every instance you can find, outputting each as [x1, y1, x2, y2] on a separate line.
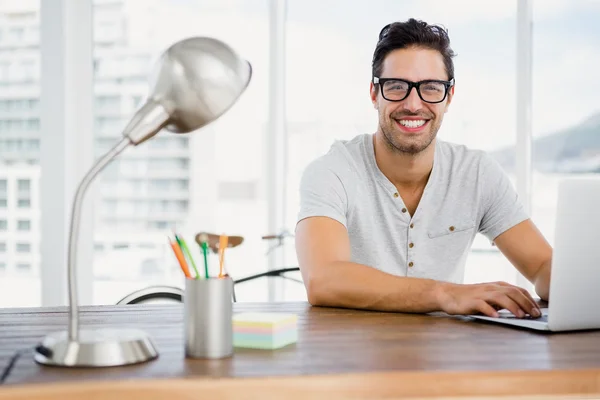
[2, 302, 600, 398]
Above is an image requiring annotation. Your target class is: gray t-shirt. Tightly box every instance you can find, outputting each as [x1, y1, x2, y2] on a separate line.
[297, 133, 528, 283]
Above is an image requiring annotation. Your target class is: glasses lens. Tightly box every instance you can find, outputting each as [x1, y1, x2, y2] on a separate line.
[382, 80, 410, 101]
[419, 81, 447, 103]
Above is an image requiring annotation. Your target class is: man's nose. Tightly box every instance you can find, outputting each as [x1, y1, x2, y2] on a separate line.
[402, 87, 424, 113]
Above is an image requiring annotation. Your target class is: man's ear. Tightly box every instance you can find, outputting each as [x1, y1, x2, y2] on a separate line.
[370, 81, 378, 109]
[444, 85, 455, 113]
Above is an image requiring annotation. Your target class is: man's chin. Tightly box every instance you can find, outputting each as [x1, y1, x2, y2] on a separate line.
[397, 143, 429, 155]
[387, 133, 434, 154]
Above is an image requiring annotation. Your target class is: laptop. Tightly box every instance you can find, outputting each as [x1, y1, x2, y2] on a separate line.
[469, 176, 600, 332]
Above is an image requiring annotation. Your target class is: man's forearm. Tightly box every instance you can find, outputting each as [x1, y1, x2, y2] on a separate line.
[305, 261, 444, 313]
[534, 260, 551, 301]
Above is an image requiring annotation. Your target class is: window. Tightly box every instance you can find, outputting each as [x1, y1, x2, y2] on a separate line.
[530, 1, 600, 249]
[95, 95, 120, 109]
[18, 179, 30, 191]
[91, 0, 269, 305]
[16, 263, 31, 271]
[148, 179, 170, 191]
[18, 199, 31, 208]
[0, 220, 6, 230]
[153, 221, 168, 229]
[0, 63, 8, 81]
[0, 262, 5, 270]
[17, 220, 31, 231]
[0, 1, 41, 308]
[26, 119, 39, 130]
[21, 60, 36, 81]
[16, 243, 31, 253]
[132, 95, 142, 107]
[95, 116, 122, 131]
[9, 27, 24, 41]
[26, 139, 39, 150]
[10, 120, 23, 131]
[146, 178, 189, 192]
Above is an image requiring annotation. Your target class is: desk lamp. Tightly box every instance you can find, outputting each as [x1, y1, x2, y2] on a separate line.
[34, 37, 252, 367]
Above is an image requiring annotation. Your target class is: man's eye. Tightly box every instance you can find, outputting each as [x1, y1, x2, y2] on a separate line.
[422, 84, 442, 92]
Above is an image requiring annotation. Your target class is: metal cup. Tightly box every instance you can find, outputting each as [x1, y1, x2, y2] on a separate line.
[184, 277, 233, 359]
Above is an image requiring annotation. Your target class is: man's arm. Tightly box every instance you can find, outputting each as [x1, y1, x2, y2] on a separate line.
[492, 219, 552, 301]
[295, 216, 542, 317]
[476, 154, 552, 302]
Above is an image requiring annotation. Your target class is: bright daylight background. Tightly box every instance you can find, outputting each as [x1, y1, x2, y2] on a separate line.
[0, 0, 598, 307]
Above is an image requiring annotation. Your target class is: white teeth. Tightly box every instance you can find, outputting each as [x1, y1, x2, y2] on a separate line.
[398, 119, 426, 128]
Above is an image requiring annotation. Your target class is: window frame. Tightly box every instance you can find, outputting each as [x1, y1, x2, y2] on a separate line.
[36, 0, 534, 305]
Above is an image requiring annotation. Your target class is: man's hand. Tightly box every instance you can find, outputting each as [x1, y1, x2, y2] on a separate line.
[435, 281, 542, 318]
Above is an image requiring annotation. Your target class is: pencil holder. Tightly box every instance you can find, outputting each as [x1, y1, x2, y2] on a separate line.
[184, 276, 234, 359]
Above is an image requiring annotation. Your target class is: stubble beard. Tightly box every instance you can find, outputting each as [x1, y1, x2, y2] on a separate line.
[379, 112, 440, 155]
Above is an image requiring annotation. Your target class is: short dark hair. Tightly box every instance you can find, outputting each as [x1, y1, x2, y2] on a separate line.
[372, 19, 456, 81]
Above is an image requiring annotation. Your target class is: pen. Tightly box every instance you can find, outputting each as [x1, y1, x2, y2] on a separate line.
[199, 233, 210, 279]
[218, 234, 229, 278]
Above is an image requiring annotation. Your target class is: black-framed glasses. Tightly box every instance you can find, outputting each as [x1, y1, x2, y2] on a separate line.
[373, 77, 455, 104]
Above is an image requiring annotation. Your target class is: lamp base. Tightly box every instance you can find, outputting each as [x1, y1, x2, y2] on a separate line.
[34, 328, 158, 367]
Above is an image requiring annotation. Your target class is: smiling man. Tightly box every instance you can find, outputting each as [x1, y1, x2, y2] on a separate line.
[295, 19, 552, 319]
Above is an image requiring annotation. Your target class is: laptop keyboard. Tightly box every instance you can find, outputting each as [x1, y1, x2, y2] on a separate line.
[500, 314, 548, 322]
[497, 309, 549, 323]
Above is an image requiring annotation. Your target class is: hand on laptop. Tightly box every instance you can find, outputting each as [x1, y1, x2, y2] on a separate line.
[436, 281, 542, 319]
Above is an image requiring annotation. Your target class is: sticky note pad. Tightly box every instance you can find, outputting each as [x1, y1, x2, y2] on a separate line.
[233, 312, 297, 350]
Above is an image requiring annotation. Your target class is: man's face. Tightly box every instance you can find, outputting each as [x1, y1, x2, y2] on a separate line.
[370, 47, 454, 155]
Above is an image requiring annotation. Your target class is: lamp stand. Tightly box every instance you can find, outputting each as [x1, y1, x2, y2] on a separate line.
[34, 328, 158, 367]
[34, 136, 160, 367]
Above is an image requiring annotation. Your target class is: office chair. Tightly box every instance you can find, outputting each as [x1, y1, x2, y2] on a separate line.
[116, 267, 301, 305]
[116, 285, 184, 305]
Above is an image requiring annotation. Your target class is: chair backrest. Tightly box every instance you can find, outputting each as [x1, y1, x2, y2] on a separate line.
[116, 286, 183, 305]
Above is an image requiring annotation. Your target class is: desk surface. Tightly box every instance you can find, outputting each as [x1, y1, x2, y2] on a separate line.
[3, 302, 600, 392]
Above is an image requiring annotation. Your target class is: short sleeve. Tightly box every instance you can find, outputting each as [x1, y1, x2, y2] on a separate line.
[478, 154, 529, 241]
[296, 159, 349, 228]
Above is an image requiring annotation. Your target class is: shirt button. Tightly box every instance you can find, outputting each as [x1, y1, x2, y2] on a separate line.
[393, 192, 399, 198]
[449, 226, 455, 232]
[408, 262, 414, 267]
[409, 243, 414, 248]
[401, 208, 407, 213]
[410, 223, 414, 229]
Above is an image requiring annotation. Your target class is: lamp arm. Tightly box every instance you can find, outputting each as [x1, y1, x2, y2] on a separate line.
[68, 137, 131, 341]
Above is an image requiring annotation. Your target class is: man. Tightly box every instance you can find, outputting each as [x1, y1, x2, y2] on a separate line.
[295, 19, 552, 319]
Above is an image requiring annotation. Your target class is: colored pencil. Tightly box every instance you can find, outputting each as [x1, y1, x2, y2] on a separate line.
[168, 237, 192, 278]
[175, 233, 200, 279]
